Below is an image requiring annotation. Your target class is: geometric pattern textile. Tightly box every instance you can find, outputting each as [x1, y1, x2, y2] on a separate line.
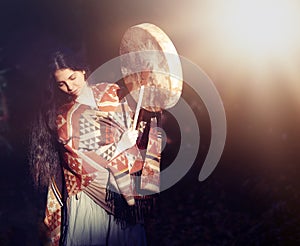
[44, 181, 62, 246]
[141, 117, 161, 193]
[45, 82, 162, 243]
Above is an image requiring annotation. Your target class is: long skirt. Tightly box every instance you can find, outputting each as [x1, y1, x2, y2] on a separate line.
[64, 191, 147, 246]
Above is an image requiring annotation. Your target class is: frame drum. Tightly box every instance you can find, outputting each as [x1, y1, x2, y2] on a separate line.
[120, 23, 183, 112]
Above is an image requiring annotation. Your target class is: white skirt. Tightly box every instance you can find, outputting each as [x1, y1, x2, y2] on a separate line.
[64, 191, 147, 246]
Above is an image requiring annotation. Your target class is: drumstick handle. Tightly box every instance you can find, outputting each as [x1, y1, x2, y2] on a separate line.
[132, 85, 145, 130]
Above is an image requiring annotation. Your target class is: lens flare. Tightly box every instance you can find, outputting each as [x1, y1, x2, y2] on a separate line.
[220, 0, 300, 58]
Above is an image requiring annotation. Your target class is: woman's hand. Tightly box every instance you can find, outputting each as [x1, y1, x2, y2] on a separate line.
[112, 129, 138, 158]
[118, 129, 138, 150]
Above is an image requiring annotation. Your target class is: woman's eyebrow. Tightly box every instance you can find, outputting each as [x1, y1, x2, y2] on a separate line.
[57, 73, 75, 83]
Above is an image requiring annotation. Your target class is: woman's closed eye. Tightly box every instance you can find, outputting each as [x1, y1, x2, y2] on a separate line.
[58, 82, 65, 87]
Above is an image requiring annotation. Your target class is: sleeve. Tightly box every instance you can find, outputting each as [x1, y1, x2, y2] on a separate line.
[140, 114, 162, 193]
[44, 180, 63, 246]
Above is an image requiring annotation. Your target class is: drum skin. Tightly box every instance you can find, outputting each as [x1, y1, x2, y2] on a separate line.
[120, 23, 183, 112]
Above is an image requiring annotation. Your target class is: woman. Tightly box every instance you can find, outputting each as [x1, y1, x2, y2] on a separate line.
[29, 50, 162, 245]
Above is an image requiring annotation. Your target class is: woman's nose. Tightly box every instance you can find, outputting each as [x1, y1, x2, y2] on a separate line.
[65, 81, 73, 91]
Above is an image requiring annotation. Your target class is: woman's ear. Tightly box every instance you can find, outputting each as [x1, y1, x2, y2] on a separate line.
[82, 70, 87, 80]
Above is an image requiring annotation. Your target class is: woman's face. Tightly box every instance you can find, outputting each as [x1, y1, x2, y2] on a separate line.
[54, 68, 86, 97]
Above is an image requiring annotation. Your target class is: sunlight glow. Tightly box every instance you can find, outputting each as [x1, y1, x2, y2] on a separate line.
[160, 0, 300, 103]
[220, 0, 300, 57]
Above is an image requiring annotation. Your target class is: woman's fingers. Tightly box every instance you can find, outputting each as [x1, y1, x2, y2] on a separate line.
[118, 129, 138, 151]
[129, 129, 138, 141]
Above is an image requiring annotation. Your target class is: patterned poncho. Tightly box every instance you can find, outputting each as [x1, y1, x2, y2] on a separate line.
[44, 83, 161, 245]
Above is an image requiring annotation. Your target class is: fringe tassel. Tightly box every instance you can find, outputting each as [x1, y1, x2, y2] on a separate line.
[105, 184, 156, 228]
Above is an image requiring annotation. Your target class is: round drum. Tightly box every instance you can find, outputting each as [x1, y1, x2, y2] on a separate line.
[119, 23, 183, 112]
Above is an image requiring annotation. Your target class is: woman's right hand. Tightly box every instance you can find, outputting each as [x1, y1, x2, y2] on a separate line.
[112, 129, 138, 159]
[118, 129, 138, 151]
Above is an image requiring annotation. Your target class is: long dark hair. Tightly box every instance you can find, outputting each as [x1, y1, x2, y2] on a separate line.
[29, 49, 88, 189]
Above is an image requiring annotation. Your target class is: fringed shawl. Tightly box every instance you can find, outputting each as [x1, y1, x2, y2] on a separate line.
[44, 83, 161, 245]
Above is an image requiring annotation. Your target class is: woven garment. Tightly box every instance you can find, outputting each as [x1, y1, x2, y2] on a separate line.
[44, 83, 162, 244]
[57, 83, 146, 203]
[44, 180, 62, 246]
